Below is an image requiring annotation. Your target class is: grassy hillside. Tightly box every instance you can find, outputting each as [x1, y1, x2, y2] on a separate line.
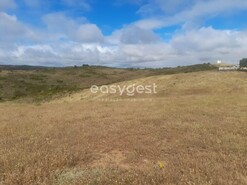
[55, 71, 247, 102]
[0, 71, 246, 185]
[0, 64, 217, 102]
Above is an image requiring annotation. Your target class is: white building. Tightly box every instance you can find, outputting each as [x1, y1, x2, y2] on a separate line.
[219, 65, 239, 71]
[240, 67, 247, 70]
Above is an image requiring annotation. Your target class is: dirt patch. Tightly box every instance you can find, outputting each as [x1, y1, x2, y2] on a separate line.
[92, 150, 130, 169]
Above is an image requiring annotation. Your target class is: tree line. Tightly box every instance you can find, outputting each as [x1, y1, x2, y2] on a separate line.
[240, 58, 247, 67]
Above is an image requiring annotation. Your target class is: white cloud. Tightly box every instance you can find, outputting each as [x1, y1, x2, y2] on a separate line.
[1, 1, 247, 68]
[61, 0, 91, 11]
[138, 0, 190, 16]
[136, 0, 247, 30]
[108, 25, 160, 44]
[170, 27, 247, 63]
[74, 24, 104, 43]
[42, 13, 103, 43]
[5, 43, 121, 66]
[172, 27, 234, 52]
[133, 18, 165, 30]
[1, 26, 246, 67]
[0, 12, 36, 42]
[42, 13, 84, 33]
[0, 0, 16, 10]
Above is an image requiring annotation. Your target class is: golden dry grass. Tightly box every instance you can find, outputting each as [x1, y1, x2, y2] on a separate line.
[0, 71, 246, 185]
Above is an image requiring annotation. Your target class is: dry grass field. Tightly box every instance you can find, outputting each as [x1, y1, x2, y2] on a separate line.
[0, 71, 246, 185]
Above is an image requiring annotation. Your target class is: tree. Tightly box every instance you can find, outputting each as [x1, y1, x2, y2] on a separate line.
[240, 58, 247, 67]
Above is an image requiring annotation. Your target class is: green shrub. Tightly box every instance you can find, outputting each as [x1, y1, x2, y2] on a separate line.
[240, 58, 247, 67]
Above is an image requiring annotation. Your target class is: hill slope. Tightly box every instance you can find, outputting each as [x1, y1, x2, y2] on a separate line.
[0, 71, 246, 185]
[0, 63, 217, 102]
[55, 71, 247, 102]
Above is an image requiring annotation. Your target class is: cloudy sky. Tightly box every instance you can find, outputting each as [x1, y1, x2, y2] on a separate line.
[0, 0, 247, 67]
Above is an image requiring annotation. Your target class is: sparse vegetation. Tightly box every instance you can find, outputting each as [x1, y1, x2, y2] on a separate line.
[0, 71, 246, 185]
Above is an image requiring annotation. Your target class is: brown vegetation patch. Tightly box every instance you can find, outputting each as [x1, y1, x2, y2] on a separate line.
[0, 71, 246, 184]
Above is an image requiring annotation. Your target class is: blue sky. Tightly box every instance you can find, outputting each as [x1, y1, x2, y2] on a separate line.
[0, 0, 247, 67]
